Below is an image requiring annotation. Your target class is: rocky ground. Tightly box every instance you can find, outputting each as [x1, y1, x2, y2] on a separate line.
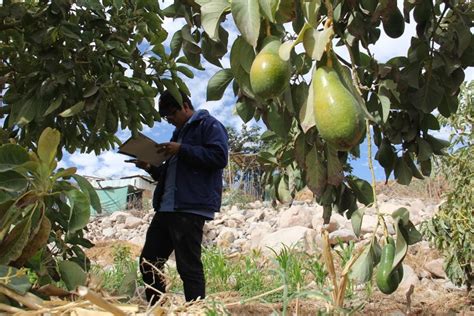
[84, 189, 472, 314]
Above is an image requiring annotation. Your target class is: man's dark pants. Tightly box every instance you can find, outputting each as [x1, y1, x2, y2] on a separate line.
[140, 212, 206, 303]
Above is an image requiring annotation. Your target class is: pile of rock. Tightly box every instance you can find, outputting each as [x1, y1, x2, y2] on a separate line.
[85, 195, 437, 255]
[84, 195, 465, 293]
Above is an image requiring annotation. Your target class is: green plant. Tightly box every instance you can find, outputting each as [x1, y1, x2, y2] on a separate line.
[202, 247, 237, 293]
[422, 81, 473, 291]
[305, 254, 327, 288]
[0, 128, 100, 293]
[271, 244, 306, 294]
[234, 250, 268, 298]
[90, 244, 139, 296]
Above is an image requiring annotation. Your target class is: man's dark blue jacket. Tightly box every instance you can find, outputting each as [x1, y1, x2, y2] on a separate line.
[149, 110, 228, 212]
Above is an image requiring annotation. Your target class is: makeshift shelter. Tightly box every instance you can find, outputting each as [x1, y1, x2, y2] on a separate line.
[85, 175, 155, 215]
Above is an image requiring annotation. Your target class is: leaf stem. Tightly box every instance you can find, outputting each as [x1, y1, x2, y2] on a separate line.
[366, 119, 388, 238]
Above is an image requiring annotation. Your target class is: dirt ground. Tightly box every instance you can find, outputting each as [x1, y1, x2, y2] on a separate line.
[84, 240, 472, 315]
[85, 240, 142, 265]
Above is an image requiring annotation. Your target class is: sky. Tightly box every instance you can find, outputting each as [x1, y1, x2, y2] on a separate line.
[57, 1, 473, 182]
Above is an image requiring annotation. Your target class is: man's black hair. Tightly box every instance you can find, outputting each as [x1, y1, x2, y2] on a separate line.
[158, 90, 193, 116]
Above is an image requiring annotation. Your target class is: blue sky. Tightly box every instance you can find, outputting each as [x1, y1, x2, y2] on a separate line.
[58, 1, 473, 182]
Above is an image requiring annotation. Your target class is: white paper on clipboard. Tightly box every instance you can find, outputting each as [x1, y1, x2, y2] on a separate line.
[118, 133, 170, 167]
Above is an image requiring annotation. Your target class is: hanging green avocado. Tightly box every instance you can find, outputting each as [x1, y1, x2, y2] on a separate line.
[382, 5, 405, 38]
[250, 38, 291, 100]
[312, 66, 365, 151]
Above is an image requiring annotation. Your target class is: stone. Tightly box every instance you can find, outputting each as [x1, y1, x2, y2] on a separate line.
[278, 205, 314, 228]
[103, 227, 115, 238]
[216, 228, 237, 248]
[108, 211, 129, 224]
[397, 264, 420, 293]
[424, 258, 447, 279]
[311, 215, 338, 232]
[258, 226, 321, 255]
[328, 229, 356, 244]
[248, 222, 273, 249]
[360, 214, 378, 234]
[124, 216, 142, 229]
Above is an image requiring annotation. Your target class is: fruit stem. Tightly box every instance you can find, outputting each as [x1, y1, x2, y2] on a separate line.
[366, 119, 389, 238]
[342, 40, 377, 123]
[265, 20, 271, 37]
[324, 0, 334, 22]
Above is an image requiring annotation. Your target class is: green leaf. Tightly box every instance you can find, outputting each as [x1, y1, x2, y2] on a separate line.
[176, 66, 194, 79]
[0, 171, 27, 193]
[58, 260, 86, 291]
[417, 137, 433, 161]
[0, 265, 31, 295]
[0, 144, 29, 172]
[257, 151, 279, 166]
[302, 0, 321, 27]
[400, 221, 422, 245]
[412, 79, 444, 113]
[279, 40, 295, 61]
[12, 99, 37, 127]
[83, 86, 99, 98]
[59, 101, 85, 118]
[37, 127, 60, 166]
[392, 207, 410, 226]
[303, 27, 334, 61]
[235, 99, 256, 123]
[392, 223, 408, 270]
[327, 146, 343, 186]
[351, 208, 364, 237]
[161, 79, 183, 106]
[0, 211, 33, 265]
[404, 154, 424, 180]
[375, 140, 396, 180]
[277, 175, 292, 203]
[170, 31, 183, 58]
[350, 243, 374, 284]
[71, 175, 102, 214]
[425, 135, 449, 155]
[300, 69, 316, 132]
[231, 0, 261, 48]
[44, 95, 63, 116]
[305, 147, 327, 197]
[347, 176, 374, 206]
[394, 156, 412, 185]
[66, 190, 91, 233]
[421, 114, 440, 131]
[258, 0, 278, 22]
[0, 191, 15, 204]
[53, 167, 77, 181]
[230, 36, 255, 74]
[294, 132, 307, 169]
[263, 101, 292, 138]
[200, 0, 230, 41]
[377, 94, 391, 123]
[207, 69, 234, 101]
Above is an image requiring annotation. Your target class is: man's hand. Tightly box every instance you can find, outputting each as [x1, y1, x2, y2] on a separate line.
[125, 159, 151, 171]
[156, 142, 180, 156]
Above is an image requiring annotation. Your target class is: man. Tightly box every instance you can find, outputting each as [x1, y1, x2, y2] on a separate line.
[134, 90, 228, 304]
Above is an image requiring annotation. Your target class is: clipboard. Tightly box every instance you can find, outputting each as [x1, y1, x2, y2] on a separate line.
[118, 133, 171, 167]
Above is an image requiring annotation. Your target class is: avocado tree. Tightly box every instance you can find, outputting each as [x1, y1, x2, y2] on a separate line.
[1, 0, 472, 299]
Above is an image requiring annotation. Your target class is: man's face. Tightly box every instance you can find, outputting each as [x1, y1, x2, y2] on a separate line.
[160, 103, 190, 128]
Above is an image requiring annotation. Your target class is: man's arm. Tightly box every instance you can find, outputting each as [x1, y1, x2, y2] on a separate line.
[132, 160, 165, 180]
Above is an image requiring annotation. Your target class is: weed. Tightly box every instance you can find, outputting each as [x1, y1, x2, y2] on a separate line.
[90, 244, 140, 296]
